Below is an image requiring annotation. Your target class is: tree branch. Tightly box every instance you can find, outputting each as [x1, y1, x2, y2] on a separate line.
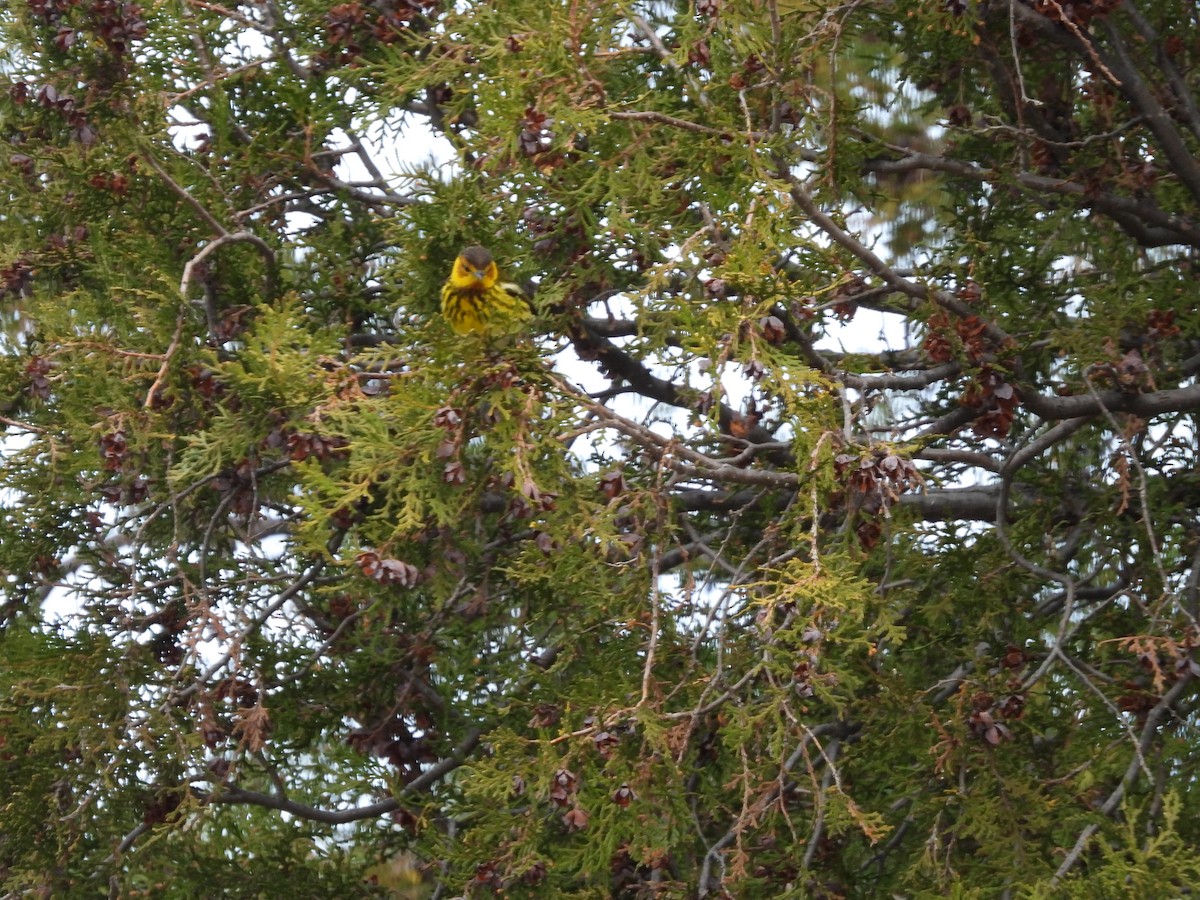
[208, 727, 483, 824]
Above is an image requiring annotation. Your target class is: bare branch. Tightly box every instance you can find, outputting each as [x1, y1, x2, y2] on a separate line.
[209, 727, 483, 824]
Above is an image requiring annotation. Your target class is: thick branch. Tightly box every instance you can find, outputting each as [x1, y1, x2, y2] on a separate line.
[1005, 0, 1200, 206]
[864, 151, 1200, 248]
[566, 320, 779, 448]
[1022, 382, 1200, 421]
[899, 486, 1006, 522]
[209, 727, 483, 824]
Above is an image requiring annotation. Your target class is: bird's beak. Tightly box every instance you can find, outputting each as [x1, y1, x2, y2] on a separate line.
[472, 269, 485, 281]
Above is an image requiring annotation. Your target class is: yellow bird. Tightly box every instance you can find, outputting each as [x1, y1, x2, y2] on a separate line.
[439, 245, 531, 336]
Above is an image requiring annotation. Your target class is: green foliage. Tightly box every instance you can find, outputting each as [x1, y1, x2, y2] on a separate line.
[2, 0, 1200, 895]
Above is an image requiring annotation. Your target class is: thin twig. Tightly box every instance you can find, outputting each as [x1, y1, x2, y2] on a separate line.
[1052, 673, 1193, 883]
[144, 309, 187, 410]
[141, 151, 229, 237]
[180, 231, 277, 299]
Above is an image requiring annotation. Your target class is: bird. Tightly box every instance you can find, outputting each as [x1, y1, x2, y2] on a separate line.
[439, 245, 531, 336]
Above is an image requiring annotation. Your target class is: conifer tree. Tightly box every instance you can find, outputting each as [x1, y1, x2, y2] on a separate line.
[2, 0, 1199, 895]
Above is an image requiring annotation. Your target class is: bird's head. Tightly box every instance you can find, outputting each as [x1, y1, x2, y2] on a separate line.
[451, 245, 498, 291]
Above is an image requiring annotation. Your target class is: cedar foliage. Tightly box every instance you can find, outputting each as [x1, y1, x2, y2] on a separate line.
[2, 0, 1200, 896]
